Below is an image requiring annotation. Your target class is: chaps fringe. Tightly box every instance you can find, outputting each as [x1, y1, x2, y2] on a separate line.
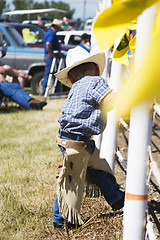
[57, 163, 84, 225]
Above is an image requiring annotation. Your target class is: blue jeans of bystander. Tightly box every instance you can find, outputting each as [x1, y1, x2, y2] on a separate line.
[0, 82, 32, 109]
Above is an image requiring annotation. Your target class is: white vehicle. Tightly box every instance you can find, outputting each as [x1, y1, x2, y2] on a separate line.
[84, 19, 93, 31]
[22, 20, 40, 25]
[57, 30, 91, 46]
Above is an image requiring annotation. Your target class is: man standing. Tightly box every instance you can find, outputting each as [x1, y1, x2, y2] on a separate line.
[42, 19, 64, 96]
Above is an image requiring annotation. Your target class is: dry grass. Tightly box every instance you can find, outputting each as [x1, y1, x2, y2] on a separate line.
[5, 96, 160, 240]
[0, 98, 64, 240]
[1, 97, 160, 240]
[0, 97, 125, 240]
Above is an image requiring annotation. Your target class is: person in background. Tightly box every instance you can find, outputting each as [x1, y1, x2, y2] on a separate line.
[79, 33, 91, 52]
[52, 46, 125, 229]
[0, 63, 46, 110]
[0, 81, 47, 110]
[0, 62, 31, 89]
[42, 19, 64, 96]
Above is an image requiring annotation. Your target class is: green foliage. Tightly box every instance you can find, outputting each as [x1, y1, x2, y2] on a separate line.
[33, 1, 50, 9]
[13, 0, 34, 9]
[0, 0, 6, 16]
[50, 1, 75, 19]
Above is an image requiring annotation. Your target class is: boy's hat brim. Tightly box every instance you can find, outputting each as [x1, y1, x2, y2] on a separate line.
[55, 47, 105, 88]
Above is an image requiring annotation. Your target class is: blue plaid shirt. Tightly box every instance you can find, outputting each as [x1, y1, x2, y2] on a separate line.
[58, 75, 112, 137]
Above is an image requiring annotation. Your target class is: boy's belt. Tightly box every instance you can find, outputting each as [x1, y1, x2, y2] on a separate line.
[60, 131, 90, 142]
[56, 137, 92, 155]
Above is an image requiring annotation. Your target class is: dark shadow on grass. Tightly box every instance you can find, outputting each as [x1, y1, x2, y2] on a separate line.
[122, 132, 128, 145]
[150, 179, 160, 195]
[116, 155, 126, 175]
[84, 211, 123, 223]
[152, 128, 160, 140]
[153, 114, 160, 130]
[0, 106, 23, 113]
[148, 200, 160, 233]
[151, 140, 160, 154]
[97, 210, 123, 219]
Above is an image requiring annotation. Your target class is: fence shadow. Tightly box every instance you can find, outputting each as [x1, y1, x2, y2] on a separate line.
[148, 200, 160, 233]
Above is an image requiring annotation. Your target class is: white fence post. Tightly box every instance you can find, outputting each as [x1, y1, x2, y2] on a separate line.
[92, 0, 123, 172]
[91, 0, 112, 149]
[100, 41, 122, 171]
[123, 4, 157, 240]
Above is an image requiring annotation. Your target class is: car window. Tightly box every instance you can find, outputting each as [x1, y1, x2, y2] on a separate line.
[6, 27, 26, 46]
[57, 35, 65, 44]
[68, 35, 82, 45]
[15, 25, 45, 45]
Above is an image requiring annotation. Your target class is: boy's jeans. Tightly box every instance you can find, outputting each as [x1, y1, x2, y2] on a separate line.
[53, 169, 124, 224]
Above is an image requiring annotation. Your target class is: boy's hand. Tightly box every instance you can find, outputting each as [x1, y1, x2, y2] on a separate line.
[100, 91, 118, 111]
[100, 91, 118, 120]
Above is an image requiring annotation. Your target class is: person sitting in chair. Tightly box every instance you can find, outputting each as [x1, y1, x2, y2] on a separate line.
[0, 61, 46, 110]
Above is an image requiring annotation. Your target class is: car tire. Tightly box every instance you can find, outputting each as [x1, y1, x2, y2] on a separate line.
[31, 71, 54, 95]
[31, 72, 44, 95]
[31, 71, 44, 95]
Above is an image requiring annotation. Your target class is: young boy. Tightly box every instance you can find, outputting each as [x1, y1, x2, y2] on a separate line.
[53, 46, 125, 228]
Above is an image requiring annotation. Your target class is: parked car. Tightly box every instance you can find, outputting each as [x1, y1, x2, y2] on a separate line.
[0, 23, 71, 95]
[57, 30, 91, 45]
[9, 22, 45, 48]
[0, 33, 7, 58]
[0, 24, 83, 95]
[0, 23, 46, 95]
[84, 19, 93, 31]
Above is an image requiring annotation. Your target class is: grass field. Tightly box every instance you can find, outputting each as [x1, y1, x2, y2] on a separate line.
[0, 98, 66, 239]
[1, 97, 160, 240]
[0, 97, 127, 240]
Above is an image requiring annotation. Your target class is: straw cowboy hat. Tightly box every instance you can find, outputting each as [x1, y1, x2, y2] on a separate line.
[54, 46, 105, 88]
[52, 19, 64, 29]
